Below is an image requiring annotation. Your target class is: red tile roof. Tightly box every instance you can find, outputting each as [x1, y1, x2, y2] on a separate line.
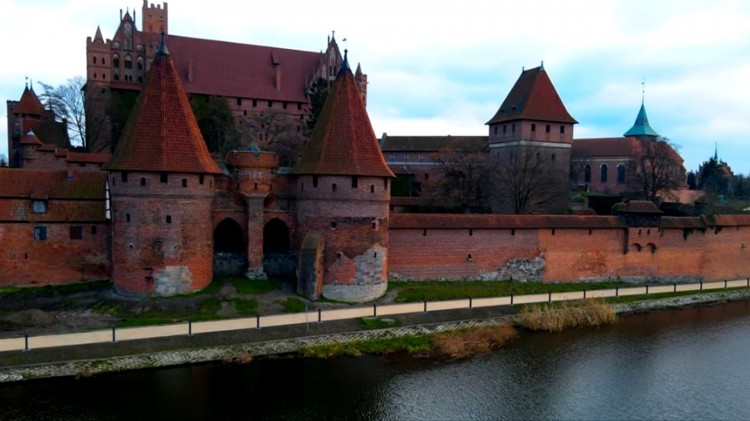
[487, 66, 577, 125]
[15, 87, 45, 115]
[390, 214, 624, 229]
[67, 152, 111, 164]
[103, 44, 221, 174]
[139, 33, 323, 103]
[19, 131, 43, 146]
[21, 119, 70, 148]
[704, 214, 750, 227]
[572, 137, 683, 164]
[381, 135, 487, 152]
[291, 64, 394, 178]
[0, 168, 106, 200]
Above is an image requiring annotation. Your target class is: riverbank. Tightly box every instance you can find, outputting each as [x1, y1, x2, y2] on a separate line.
[2, 288, 749, 383]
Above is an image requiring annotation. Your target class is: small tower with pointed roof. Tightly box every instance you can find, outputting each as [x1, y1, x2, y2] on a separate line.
[486, 65, 577, 213]
[291, 52, 394, 302]
[624, 102, 659, 139]
[103, 35, 221, 295]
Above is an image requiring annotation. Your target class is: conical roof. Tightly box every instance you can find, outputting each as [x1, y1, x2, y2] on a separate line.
[16, 86, 45, 116]
[487, 66, 577, 125]
[103, 37, 220, 174]
[291, 57, 393, 178]
[93, 26, 104, 43]
[624, 102, 659, 137]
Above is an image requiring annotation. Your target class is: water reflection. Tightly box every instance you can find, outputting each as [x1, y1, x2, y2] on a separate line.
[2, 301, 750, 420]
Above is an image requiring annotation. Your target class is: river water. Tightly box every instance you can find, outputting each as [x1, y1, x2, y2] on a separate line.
[3, 301, 750, 420]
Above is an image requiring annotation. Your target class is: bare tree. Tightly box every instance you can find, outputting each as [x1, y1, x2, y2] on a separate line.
[239, 109, 307, 167]
[492, 145, 567, 214]
[627, 136, 685, 202]
[425, 138, 490, 213]
[37, 77, 86, 148]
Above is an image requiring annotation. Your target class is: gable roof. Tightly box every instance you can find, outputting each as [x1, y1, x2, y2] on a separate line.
[572, 136, 683, 164]
[624, 102, 659, 137]
[487, 66, 577, 125]
[135, 33, 324, 103]
[0, 168, 106, 200]
[291, 61, 394, 178]
[15, 86, 45, 116]
[380, 135, 487, 153]
[103, 40, 221, 174]
[391, 214, 624, 229]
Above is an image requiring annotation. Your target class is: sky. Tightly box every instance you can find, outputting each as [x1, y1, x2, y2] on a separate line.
[1, 0, 749, 173]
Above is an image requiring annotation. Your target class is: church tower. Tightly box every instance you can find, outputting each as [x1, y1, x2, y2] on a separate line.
[142, 0, 168, 34]
[291, 53, 394, 302]
[103, 37, 221, 296]
[486, 65, 577, 213]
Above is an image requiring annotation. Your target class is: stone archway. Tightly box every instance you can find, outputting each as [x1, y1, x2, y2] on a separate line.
[213, 218, 247, 275]
[263, 218, 295, 278]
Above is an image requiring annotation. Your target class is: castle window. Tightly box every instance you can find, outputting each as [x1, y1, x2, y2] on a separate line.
[372, 221, 377, 230]
[93, 57, 97, 64]
[370, 184, 375, 193]
[126, 213, 131, 223]
[34, 226, 47, 240]
[600, 164, 608, 183]
[199, 174, 205, 185]
[584, 165, 591, 183]
[301, 182, 304, 192]
[494, 127, 497, 135]
[512, 124, 516, 133]
[254, 182, 258, 191]
[113, 55, 120, 67]
[114, 73, 120, 81]
[384, 179, 389, 190]
[236, 98, 242, 106]
[283, 102, 288, 109]
[352, 176, 358, 188]
[92, 226, 97, 235]
[124, 57, 132, 69]
[551, 153, 556, 161]
[31, 200, 48, 214]
[332, 183, 337, 192]
[140, 177, 146, 186]
[331, 221, 337, 229]
[503, 125, 507, 134]
[182, 178, 188, 188]
[467, 254, 473, 262]
[94, 73, 97, 79]
[469, 229, 473, 236]
[103, 57, 106, 65]
[545, 125, 551, 133]
[560, 126, 565, 134]
[137, 57, 144, 71]
[267, 100, 273, 107]
[252, 99, 257, 107]
[313, 176, 319, 188]
[531, 123, 536, 132]
[617, 164, 626, 184]
[103, 74, 107, 80]
[160, 173, 168, 184]
[69, 226, 83, 240]
[166, 215, 172, 224]
[243, 110, 247, 116]
[422, 229, 427, 236]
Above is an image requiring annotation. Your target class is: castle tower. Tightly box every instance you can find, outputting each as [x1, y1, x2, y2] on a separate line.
[486, 65, 577, 213]
[354, 63, 367, 107]
[142, 0, 168, 34]
[290, 53, 394, 302]
[103, 37, 221, 296]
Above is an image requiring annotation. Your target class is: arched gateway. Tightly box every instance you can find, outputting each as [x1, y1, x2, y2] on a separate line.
[263, 218, 295, 278]
[213, 218, 246, 275]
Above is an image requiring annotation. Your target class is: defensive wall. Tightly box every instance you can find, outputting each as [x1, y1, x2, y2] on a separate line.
[388, 214, 750, 283]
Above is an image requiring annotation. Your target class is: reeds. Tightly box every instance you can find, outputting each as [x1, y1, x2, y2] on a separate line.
[515, 300, 617, 332]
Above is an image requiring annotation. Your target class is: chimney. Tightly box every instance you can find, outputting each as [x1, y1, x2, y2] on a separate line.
[275, 65, 281, 91]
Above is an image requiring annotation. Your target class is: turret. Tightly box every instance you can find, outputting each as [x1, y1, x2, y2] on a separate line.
[103, 35, 221, 295]
[291, 52, 394, 302]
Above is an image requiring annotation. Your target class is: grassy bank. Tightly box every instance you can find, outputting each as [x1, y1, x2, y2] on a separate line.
[515, 300, 617, 332]
[389, 280, 633, 303]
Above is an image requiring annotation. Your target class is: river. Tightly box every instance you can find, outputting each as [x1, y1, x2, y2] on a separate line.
[2, 301, 750, 420]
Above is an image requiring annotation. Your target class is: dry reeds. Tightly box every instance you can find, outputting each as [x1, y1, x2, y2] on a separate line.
[434, 324, 517, 358]
[515, 300, 617, 332]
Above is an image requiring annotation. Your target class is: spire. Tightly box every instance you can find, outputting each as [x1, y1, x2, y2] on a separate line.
[156, 32, 169, 56]
[714, 142, 718, 161]
[94, 25, 104, 43]
[624, 101, 659, 137]
[291, 60, 393, 178]
[103, 39, 220, 174]
[337, 49, 350, 78]
[355, 63, 363, 78]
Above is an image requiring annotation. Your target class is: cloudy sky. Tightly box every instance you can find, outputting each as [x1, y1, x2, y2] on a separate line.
[2, 0, 749, 173]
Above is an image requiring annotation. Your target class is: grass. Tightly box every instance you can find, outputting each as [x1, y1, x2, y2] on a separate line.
[0, 280, 111, 297]
[233, 277, 282, 295]
[301, 323, 517, 359]
[514, 300, 617, 332]
[389, 280, 633, 303]
[359, 317, 402, 330]
[280, 297, 307, 313]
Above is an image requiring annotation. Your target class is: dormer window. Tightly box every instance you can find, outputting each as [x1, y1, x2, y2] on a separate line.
[31, 200, 48, 214]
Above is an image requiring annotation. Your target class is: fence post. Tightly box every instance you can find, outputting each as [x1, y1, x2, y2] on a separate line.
[510, 294, 514, 305]
[318, 308, 322, 323]
[188, 320, 192, 336]
[725, 280, 728, 289]
[616, 287, 619, 297]
[469, 297, 473, 309]
[112, 327, 116, 343]
[423, 300, 427, 313]
[24, 334, 29, 352]
[646, 284, 649, 295]
[256, 314, 260, 329]
[373, 303, 377, 317]
[583, 289, 587, 299]
[548, 292, 552, 303]
[700, 281, 703, 291]
[674, 283, 677, 293]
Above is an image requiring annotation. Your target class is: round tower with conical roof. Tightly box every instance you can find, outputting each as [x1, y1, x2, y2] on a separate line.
[103, 36, 221, 295]
[290, 53, 394, 302]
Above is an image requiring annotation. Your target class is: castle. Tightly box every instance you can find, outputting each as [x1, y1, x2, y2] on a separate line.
[1, 5, 748, 302]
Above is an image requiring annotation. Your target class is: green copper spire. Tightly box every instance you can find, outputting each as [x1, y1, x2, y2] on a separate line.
[156, 32, 169, 56]
[624, 102, 659, 137]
